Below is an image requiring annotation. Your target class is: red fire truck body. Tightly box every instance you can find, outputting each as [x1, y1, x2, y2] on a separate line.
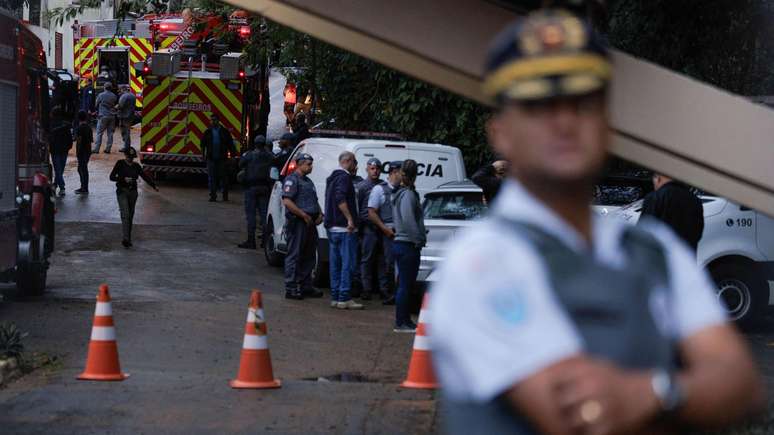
[0, 11, 56, 296]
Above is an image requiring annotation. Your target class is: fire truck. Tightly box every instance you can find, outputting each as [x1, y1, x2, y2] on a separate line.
[74, 11, 252, 110]
[0, 11, 56, 297]
[138, 14, 260, 175]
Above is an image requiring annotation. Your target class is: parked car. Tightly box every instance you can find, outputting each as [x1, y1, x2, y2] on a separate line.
[608, 196, 774, 324]
[419, 181, 487, 283]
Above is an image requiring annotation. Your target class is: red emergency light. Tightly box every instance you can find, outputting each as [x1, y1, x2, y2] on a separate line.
[143, 65, 150, 75]
[159, 23, 171, 30]
[238, 70, 245, 79]
[145, 145, 154, 152]
[239, 26, 250, 36]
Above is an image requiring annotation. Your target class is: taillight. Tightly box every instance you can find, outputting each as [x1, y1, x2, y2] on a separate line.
[143, 65, 150, 75]
[285, 160, 296, 176]
[145, 145, 154, 152]
[239, 26, 250, 36]
[238, 70, 245, 79]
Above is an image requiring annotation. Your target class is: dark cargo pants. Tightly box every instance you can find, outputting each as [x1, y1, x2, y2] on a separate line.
[284, 217, 318, 293]
[117, 188, 139, 242]
[360, 225, 394, 297]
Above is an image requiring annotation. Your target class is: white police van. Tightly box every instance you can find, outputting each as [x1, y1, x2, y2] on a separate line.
[609, 197, 774, 324]
[264, 137, 467, 286]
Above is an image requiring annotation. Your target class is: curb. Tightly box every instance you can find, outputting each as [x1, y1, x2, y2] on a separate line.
[0, 357, 22, 388]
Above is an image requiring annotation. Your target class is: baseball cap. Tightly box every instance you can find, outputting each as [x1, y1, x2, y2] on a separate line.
[483, 9, 610, 102]
[366, 157, 382, 167]
[295, 153, 314, 163]
[253, 134, 267, 145]
[124, 147, 137, 158]
[280, 133, 296, 142]
[387, 161, 402, 172]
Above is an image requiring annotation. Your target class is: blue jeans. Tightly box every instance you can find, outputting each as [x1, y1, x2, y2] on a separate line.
[328, 231, 359, 302]
[94, 116, 115, 152]
[392, 241, 420, 326]
[51, 153, 68, 189]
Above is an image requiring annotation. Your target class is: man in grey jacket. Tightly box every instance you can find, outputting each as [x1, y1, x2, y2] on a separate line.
[93, 82, 118, 153]
[116, 85, 136, 152]
[390, 159, 426, 332]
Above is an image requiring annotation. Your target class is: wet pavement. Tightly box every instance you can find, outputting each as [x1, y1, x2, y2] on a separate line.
[0, 102, 437, 434]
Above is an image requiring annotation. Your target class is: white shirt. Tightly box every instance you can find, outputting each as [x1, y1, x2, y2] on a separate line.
[428, 180, 726, 401]
[367, 183, 397, 210]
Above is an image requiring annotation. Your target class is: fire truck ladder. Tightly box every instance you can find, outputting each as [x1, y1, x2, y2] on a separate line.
[165, 57, 196, 154]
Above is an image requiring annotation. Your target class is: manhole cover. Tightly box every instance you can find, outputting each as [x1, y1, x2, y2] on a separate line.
[304, 372, 376, 383]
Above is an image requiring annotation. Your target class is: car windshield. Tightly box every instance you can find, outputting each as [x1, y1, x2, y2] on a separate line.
[423, 191, 487, 220]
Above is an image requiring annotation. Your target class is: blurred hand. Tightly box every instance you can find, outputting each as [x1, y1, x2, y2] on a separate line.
[302, 213, 313, 226]
[315, 214, 323, 225]
[384, 228, 395, 239]
[554, 358, 659, 435]
[493, 160, 509, 177]
[347, 219, 356, 233]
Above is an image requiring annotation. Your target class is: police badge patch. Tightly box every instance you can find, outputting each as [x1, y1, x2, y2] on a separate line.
[489, 287, 527, 326]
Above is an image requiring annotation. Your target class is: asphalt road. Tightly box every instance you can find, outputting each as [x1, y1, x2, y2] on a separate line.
[0, 121, 437, 434]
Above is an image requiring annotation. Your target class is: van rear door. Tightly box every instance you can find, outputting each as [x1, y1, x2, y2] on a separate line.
[407, 145, 465, 198]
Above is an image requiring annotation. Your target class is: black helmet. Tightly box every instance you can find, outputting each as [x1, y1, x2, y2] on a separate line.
[124, 147, 138, 158]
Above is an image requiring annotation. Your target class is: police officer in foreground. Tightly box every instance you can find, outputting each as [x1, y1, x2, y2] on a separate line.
[430, 9, 763, 435]
[282, 153, 324, 300]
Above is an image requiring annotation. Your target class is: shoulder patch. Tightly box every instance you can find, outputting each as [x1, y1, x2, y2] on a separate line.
[489, 287, 527, 326]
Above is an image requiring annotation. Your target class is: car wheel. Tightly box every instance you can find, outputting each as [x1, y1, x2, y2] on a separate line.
[15, 236, 48, 297]
[263, 220, 284, 267]
[710, 261, 765, 325]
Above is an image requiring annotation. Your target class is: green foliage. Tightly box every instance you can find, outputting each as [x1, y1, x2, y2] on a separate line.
[0, 322, 24, 360]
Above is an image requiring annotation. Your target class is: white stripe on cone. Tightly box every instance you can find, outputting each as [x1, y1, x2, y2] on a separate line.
[90, 326, 117, 341]
[412, 335, 431, 351]
[246, 308, 265, 323]
[417, 308, 430, 324]
[94, 302, 113, 317]
[242, 334, 269, 350]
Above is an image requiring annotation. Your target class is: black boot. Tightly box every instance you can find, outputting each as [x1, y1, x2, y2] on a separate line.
[238, 239, 256, 249]
[209, 194, 216, 202]
[285, 289, 304, 300]
[302, 287, 324, 298]
[222, 192, 229, 201]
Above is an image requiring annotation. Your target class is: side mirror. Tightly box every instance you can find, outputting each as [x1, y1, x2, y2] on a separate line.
[270, 167, 279, 181]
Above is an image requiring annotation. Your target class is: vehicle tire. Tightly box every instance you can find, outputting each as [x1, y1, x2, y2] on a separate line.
[710, 261, 766, 325]
[42, 187, 55, 257]
[312, 249, 329, 289]
[264, 220, 284, 267]
[16, 237, 48, 297]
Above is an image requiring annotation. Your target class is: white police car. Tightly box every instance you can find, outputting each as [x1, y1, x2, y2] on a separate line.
[609, 197, 774, 324]
[264, 137, 467, 286]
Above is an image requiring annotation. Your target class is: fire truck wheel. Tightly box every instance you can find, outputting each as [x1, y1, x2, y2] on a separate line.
[16, 237, 48, 297]
[264, 220, 284, 267]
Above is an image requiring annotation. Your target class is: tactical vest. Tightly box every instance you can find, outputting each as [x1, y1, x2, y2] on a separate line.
[442, 220, 677, 435]
[356, 178, 381, 222]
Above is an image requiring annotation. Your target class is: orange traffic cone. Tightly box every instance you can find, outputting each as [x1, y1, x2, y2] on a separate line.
[401, 293, 438, 389]
[77, 284, 129, 381]
[230, 290, 281, 389]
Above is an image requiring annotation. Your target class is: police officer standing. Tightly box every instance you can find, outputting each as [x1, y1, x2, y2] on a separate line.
[282, 153, 324, 300]
[238, 135, 275, 249]
[430, 9, 763, 435]
[359, 159, 401, 303]
[639, 173, 704, 253]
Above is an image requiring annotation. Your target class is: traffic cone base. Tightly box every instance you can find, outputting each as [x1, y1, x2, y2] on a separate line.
[77, 285, 128, 382]
[401, 294, 438, 389]
[230, 291, 281, 389]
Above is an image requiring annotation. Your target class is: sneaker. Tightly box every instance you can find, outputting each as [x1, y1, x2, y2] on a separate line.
[237, 240, 256, 249]
[103, 150, 111, 154]
[74, 188, 88, 194]
[336, 299, 364, 310]
[330, 301, 338, 308]
[392, 324, 417, 334]
[57, 187, 66, 197]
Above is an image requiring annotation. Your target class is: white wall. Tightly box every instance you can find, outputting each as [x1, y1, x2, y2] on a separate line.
[24, 0, 114, 72]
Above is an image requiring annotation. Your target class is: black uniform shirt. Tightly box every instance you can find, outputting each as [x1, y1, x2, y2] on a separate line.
[109, 160, 157, 191]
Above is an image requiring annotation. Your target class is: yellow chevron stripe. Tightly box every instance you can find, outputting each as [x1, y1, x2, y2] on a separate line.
[160, 37, 176, 49]
[166, 121, 188, 153]
[212, 80, 244, 115]
[191, 80, 240, 130]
